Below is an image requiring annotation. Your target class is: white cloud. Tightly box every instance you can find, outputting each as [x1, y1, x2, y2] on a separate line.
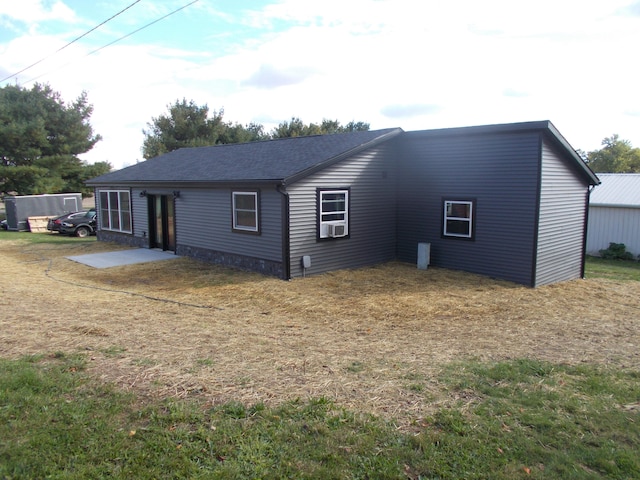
[1, 0, 639, 168]
[0, 0, 78, 25]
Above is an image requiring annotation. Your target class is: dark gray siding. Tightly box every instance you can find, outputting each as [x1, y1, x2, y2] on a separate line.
[287, 143, 397, 278]
[534, 139, 589, 286]
[95, 185, 283, 272]
[175, 186, 283, 263]
[395, 131, 541, 286]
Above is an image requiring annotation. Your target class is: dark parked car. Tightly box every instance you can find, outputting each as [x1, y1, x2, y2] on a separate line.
[47, 209, 96, 232]
[59, 210, 97, 238]
[1, 219, 7, 230]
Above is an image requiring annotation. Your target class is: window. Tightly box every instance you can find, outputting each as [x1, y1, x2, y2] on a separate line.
[318, 189, 349, 239]
[443, 200, 474, 239]
[232, 191, 259, 233]
[99, 190, 132, 233]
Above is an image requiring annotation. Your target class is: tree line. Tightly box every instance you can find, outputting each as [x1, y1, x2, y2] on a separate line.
[1, 83, 639, 197]
[580, 135, 640, 173]
[141, 98, 370, 159]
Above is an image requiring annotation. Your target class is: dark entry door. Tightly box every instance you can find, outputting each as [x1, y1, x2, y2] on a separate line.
[148, 195, 175, 251]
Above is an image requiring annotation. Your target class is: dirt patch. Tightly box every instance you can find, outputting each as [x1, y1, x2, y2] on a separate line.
[1, 238, 639, 425]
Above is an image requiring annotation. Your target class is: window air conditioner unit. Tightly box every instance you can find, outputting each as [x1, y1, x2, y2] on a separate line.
[328, 223, 346, 238]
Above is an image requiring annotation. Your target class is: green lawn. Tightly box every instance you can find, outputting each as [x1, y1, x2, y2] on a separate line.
[585, 256, 640, 282]
[1, 233, 639, 478]
[1, 355, 638, 479]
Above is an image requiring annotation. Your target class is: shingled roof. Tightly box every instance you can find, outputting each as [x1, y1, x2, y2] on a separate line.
[87, 128, 402, 186]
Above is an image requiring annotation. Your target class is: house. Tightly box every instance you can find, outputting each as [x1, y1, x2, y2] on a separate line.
[87, 120, 600, 287]
[586, 173, 640, 257]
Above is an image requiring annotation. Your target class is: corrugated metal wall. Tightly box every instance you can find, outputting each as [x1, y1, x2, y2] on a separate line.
[586, 206, 640, 257]
[534, 139, 589, 286]
[286, 143, 397, 278]
[395, 131, 540, 286]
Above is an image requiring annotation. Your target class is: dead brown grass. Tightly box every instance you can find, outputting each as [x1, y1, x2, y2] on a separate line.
[1, 237, 639, 424]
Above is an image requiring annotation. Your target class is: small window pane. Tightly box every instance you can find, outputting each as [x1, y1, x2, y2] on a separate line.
[109, 191, 119, 209]
[121, 211, 131, 231]
[110, 210, 120, 230]
[119, 191, 130, 210]
[447, 203, 470, 219]
[446, 219, 470, 236]
[235, 194, 256, 210]
[322, 213, 344, 222]
[236, 211, 257, 228]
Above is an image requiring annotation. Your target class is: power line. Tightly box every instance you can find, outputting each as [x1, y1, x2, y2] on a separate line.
[1, 0, 143, 84]
[22, 0, 200, 85]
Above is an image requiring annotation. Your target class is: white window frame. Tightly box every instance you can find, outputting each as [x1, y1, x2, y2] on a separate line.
[319, 189, 349, 239]
[232, 191, 259, 232]
[443, 200, 474, 238]
[99, 190, 132, 233]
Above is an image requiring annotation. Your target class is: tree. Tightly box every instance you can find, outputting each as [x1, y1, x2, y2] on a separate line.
[586, 135, 640, 173]
[142, 99, 227, 159]
[0, 83, 103, 196]
[142, 99, 371, 157]
[219, 122, 269, 144]
[270, 118, 370, 138]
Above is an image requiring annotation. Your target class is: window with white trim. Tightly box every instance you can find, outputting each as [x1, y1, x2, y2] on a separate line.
[99, 190, 132, 233]
[318, 189, 349, 239]
[232, 191, 259, 232]
[443, 200, 474, 238]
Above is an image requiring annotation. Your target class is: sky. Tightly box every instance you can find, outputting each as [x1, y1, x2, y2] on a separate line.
[1, 0, 639, 170]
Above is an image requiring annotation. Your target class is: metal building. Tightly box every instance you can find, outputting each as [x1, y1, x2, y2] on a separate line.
[4, 193, 82, 231]
[586, 173, 640, 257]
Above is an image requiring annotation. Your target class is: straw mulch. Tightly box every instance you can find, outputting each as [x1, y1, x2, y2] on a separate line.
[1, 237, 639, 425]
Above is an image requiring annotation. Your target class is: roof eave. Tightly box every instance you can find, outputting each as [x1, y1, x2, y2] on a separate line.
[86, 179, 284, 188]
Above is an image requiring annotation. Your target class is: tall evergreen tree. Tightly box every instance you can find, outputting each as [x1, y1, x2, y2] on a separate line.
[0, 83, 103, 196]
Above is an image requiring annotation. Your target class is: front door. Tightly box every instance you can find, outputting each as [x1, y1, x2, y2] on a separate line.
[148, 195, 175, 251]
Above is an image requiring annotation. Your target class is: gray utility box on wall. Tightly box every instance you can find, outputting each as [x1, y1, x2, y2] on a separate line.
[4, 193, 82, 231]
[417, 242, 431, 270]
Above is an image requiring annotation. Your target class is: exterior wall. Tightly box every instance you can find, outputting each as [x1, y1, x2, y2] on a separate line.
[586, 206, 640, 257]
[534, 139, 590, 286]
[95, 185, 285, 277]
[286, 143, 398, 278]
[395, 130, 541, 286]
[174, 185, 284, 277]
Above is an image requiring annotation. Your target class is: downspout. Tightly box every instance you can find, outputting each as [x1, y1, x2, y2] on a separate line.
[277, 182, 291, 280]
[581, 185, 596, 279]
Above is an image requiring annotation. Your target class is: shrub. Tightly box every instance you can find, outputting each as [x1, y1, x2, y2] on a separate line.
[599, 243, 634, 260]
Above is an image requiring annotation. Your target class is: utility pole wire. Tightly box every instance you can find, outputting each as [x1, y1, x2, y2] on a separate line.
[23, 0, 200, 85]
[1, 0, 143, 83]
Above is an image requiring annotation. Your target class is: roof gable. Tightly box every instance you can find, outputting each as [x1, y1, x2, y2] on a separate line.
[88, 128, 402, 186]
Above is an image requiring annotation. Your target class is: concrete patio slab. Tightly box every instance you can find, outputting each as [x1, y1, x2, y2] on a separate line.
[67, 248, 179, 269]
